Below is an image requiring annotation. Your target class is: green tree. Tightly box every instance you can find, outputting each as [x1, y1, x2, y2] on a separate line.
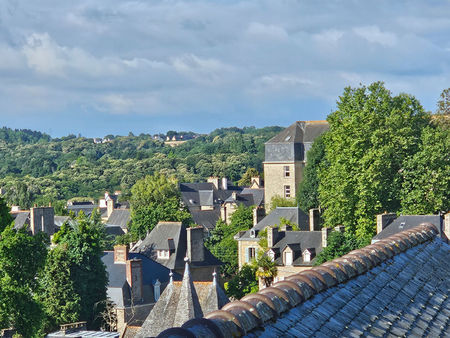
[314, 230, 359, 265]
[297, 135, 326, 212]
[237, 168, 260, 186]
[205, 205, 253, 277]
[129, 173, 192, 238]
[49, 212, 108, 328]
[400, 124, 449, 214]
[0, 227, 48, 336]
[254, 251, 277, 288]
[225, 264, 258, 300]
[0, 197, 12, 233]
[38, 245, 81, 333]
[319, 82, 429, 242]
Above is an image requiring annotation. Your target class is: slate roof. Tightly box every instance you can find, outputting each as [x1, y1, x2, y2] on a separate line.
[266, 121, 329, 144]
[46, 330, 119, 338]
[105, 209, 131, 229]
[190, 210, 218, 231]
[101, 251, 180, 308]
[131, 222, 222, 270]
[271, 231, 323, 266]
[372, 214, 444, 241]
[158, 223, 450, 337]
[136, 262, 229, 338]
[12, 211, 30, 230]
[54, 216, 71, 227]
[237, 207, 309, 240]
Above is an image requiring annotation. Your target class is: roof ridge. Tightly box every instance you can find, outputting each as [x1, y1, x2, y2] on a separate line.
[156, 223, 439, 337]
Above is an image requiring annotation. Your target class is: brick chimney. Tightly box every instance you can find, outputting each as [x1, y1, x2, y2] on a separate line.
[309, 208, 321, 231]
[267, 227, 279, 248]
[114, 245, 129, 263]
[321, 227, 332, 248]
[187, 227, 205, 262]
[207, 177, 219, 190]
[126, 259, 143, 302]
[30, 206, 55, 236]
[376, 212, 396, 234]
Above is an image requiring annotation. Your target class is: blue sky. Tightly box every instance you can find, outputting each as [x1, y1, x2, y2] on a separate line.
[0, 0, 449, 137]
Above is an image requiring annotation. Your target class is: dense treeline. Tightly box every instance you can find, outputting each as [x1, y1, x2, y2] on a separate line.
[0, 126, 282, 208]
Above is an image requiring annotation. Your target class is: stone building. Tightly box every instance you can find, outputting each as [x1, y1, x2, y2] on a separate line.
[263, 120, 329, 209]
[11, 206, 56, 236]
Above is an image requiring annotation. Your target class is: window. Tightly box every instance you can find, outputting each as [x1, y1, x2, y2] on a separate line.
[283, 165, 290, 177]
[303, 251, 311, 262]
[157, 250, 170, 259]
[284, 251, 293, 265]
[246, 247, 257, 262]
[284, 185, 291, 198]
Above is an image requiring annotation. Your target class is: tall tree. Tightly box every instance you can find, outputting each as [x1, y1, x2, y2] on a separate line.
[0, 227, 48, 336]
[318, 82, 429, 242]
[0, 197, 12, 233]
[129, 173, 192, 238]
[297, 135, 326, 213]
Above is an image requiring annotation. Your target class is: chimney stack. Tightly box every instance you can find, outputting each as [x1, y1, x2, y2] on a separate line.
[321, 227, 332, 248]
[207, 177, 219, 190]
[267, 227, 279, 248]
[309, 208, 321, 231]
[30, 206, 55, 236]
[221, 177, 228, 190]
[107, 199, 115, 218]
[114, 245, 129, 263]
[252, 207, 266, 226]
[376, 212, 396, 234]
[126, 259, 143, 302]
[187, 227, 205, 262]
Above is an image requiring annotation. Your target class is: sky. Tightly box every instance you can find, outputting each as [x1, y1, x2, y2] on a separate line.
[0, 0, 449, 137]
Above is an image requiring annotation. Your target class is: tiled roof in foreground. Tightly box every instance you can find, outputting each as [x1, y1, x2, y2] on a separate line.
[157, 223, 450, 337]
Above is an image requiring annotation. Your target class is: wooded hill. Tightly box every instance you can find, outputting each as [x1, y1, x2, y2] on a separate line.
[0, 126, 282, 208]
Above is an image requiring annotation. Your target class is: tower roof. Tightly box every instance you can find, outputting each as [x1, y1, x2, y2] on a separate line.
[266, 120, 329, 144]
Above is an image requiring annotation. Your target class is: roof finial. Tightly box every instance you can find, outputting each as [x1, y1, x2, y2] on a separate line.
[169, 269, 173, 284]
[212, 268, 217, 286]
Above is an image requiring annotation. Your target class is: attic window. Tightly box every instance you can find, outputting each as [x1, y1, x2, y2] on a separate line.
[157, 250, 170, 259]
[399, 222, 405, 229]
[250, 229, 258, 238]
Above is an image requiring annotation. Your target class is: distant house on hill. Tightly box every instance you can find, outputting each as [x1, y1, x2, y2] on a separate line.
[131, 222, 222, 281]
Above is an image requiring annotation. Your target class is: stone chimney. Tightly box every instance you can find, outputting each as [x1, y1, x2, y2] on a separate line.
[30, 206, 55, 236]
[376, 212, 396, 234]
[114, 245, 129, 263]
[309, 208, 321, 231]
[321, 227, 332, 248]
[221, 177, 228, 190]
[107, 199, 115, 218]
[187, 227, 205, 262]
[207, 177, 219, 190]
[267, 227, 279, 248]
[444, 213, 450, 244]
[252, 207, 266, 226]
[280, 224, 292, 232]
[126, 259, 143, 302]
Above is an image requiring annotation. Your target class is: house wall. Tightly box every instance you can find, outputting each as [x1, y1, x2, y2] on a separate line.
[263, 161, 304, 209]
[238, 239, 260, 268]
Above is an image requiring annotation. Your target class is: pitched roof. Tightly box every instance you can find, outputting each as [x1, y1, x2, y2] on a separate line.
[136, 263, 229, 338]
[271, 231, 323, 266]
[237, 207, 309, 240]
[266, 121, 329, 144]
[131, 222, 222, 270]
[105, 209, 131, 229]
[372, 214, 444, 241]
[12, 211, 30, 230]
[159, 223, 450, 337]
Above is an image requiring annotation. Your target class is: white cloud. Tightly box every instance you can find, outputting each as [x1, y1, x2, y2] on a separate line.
[99, 94, 133, 114]
[313, 29, 344, 44]
[353, 26, 397, 47]
[246, 22, 288, 41]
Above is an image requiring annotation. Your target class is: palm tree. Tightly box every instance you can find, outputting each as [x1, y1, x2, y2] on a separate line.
[254, 252, 278, 288]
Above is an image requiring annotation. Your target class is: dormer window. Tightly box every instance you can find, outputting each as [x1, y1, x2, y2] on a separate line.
[284, 251, 293, 266]
[250, 229, 258, 238]
[302, 248, 315, 263]
[284, 166, 290, 177]
[157, 250, 170, 259]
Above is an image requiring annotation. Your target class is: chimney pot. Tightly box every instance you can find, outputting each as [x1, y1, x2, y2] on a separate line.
[114, 245, 129, 263]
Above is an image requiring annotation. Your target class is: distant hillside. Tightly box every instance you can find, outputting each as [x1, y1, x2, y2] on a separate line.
[0, 126, 283, 208]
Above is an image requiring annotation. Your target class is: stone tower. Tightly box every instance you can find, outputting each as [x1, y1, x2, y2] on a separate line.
[264, 121, 329, 209]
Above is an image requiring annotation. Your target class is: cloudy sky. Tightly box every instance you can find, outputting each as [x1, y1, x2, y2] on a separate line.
[1, 0, 449, 137]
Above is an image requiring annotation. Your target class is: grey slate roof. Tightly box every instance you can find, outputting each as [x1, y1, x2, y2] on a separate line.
[372, 214, 444, 241]
[131, 222, 222, 270]
[266, 120, 329, 144]
[237, 207, 309, 240]
[159, 223, 450, 338]
[54, 216, 71, 227]
[101, 251, 180, 308]
[105, 209, 131, 229]
[136, 263, 229, 338]
[12, 211, 30, 230]
[271, 231, 323, 266]
[46, 330, 119, 338]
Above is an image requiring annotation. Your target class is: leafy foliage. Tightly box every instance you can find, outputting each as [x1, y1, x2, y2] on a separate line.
[129, 173, 192, 239]
[0, 226, 48, 337]
[206, 205, 253, 277]
[225, 264, 258, 300]
[297, 135, 326, 212]
[269, 195, 297, 211]
[314, 230, 360, 265]
[237, 168, 260, 186]
[318, 82, 429, 242]
[0, 197, 12, 233]
[254, 251, 277, 287]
